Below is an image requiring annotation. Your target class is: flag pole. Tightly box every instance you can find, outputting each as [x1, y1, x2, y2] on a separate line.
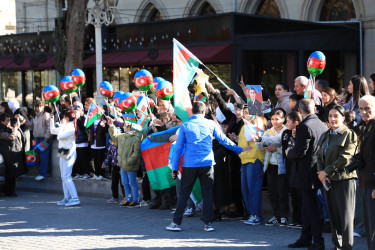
[199, 63, 230, 90]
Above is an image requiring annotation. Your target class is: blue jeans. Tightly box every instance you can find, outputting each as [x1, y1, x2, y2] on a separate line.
[120, 169, 139, 203]
[35, 137, 50, 177]
[241, 160, 264, 220]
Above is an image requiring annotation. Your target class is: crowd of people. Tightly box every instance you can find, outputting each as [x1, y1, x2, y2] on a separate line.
[1, 73, 375, 250]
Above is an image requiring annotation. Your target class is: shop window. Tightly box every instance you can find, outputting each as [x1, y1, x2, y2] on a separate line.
[320, 0, 356, 21]
[0, 71, 22, 104]
[255, 0, 281, 18]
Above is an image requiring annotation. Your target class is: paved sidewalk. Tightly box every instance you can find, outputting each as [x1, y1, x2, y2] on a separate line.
[0, 192, 367, 249]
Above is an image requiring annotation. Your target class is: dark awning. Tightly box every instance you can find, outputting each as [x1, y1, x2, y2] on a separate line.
[83, 44, 232, 68]
[0, 58, 14, 70]
[1, 55, 55, 71]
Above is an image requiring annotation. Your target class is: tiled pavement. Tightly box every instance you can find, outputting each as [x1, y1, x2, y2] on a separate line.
[0, 191, 367, 249]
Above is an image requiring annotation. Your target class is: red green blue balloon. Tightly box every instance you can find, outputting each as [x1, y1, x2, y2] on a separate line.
[71, 68, 86, 88]
[156, 80, 174, 100]
[60, 76, 77, 93]
[113, 91, 124, 106]
[134, 69, 153, 91]
[307, 51, 326, 77]
[42, 85, 60, 103]
[152, 77, 164, 94]
[99, 81, 113, 98]
[26, 151, 39, 167]
[119, 92, 137, 112]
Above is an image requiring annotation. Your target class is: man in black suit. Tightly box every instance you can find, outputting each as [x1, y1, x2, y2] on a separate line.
[286, 99, 327, 250]
[247, 88, 263, 116]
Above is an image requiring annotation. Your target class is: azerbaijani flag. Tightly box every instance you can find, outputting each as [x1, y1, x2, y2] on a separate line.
[103, 99, 118, 118]
[262, 108, 271, 114]
[304, 75, 314, 99]
[137, 95, 148, 114]
[84, 102, 103, 128]
[141, 126, 180, 190]
[137, 114, 150, 128]
[173, 38, 200, 122]
[36, 141, 49, 152]
[122, 113, 137, 124]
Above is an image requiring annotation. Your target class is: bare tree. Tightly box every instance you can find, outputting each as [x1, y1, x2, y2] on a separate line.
[64, 0, 89, 75]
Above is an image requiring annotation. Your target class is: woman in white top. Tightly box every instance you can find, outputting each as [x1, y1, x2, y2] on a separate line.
[50, 109, 80, 206]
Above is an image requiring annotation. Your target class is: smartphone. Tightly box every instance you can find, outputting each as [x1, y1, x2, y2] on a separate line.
[323, 180, 331, 191]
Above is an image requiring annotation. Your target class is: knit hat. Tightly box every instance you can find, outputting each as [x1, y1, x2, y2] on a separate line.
[8, 98, 20, 113]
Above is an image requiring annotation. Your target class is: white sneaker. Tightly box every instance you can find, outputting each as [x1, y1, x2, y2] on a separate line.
[91, 175, 99, 180]
[73, 174, 82, 179]
[57, 198, 70, 206]
[82, 174, 90, 179]
[166, 222, 181, 231]
[183, 208, 195, 217]
[35, 175, 45, 181]
[96, 175, 103, 180]
[65, 198, 80, 207]
[353, 232, 361, 237]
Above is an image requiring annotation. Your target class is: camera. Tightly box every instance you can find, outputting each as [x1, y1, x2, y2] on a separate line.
[345, 153, 363, 174]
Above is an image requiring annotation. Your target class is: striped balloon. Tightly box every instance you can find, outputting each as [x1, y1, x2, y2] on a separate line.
[307, 51, 326, 77]
[156, 80, 174, 100]
[134, 69, 153, 91]
[26, 151, 39, 167]
[99, 81, 113, 98]
[113, 91, 124, 106]
[60, 76, 77, 93]
[71, 68, 86, 87]
[42, 85, 60, 103]
[118, 92, 137, 112]
[152, 77, 164, 94]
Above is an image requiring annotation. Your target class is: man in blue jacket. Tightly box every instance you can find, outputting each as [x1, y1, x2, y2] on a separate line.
[166, 101, 251, 232]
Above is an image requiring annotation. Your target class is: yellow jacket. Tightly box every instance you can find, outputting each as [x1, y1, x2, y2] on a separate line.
[238, 126, 265, 164]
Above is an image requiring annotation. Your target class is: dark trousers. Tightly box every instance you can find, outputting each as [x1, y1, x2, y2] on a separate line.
[325, 179, 355, 250]
[3, 176, 16, 195]
[361, 186, 375, 250]
[300, 188, 324, 245]
[173, 166, 214, 225]
[290, 187, 302, 223]
[229, 152, 244, 214]
[111, 166, 125, 199]
[142, 172, 151, 201]
[73, 147, 92, 175]
[267, 164, 289, 218]
[92, 148, 106, 177]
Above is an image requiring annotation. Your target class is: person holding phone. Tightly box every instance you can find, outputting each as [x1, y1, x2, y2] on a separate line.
[316, 105, 357, 250]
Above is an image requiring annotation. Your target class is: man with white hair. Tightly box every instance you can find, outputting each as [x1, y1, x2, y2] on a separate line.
[357, 95, 375, 250]
[294, 76, 322, 106]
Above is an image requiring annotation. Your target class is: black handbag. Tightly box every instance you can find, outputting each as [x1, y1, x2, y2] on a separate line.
[0, 154, 6, 186]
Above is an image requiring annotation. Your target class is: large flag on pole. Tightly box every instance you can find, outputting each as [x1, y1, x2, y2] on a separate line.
[84, 102, 103, 128]
[141, 126, 180, 190]
[173, 38, 200, 122]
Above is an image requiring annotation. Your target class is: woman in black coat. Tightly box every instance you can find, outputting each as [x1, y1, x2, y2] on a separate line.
[317, 87, 337, 124]
[0, 113, 26, 197]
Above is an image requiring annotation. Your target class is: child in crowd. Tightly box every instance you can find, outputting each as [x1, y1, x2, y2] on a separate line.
[102, 136, 125, 204]
[254, 108, 289, 226]
[281, 111, 302, 229]
[288, 94, 303, 112]
[236, 109, 267, 225]
[107, 117, 141, 207]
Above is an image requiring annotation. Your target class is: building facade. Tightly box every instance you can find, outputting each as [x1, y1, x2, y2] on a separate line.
[0, 0, 373, 106]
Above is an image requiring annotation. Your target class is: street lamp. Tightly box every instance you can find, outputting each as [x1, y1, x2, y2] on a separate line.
[86, 0, 117, 105]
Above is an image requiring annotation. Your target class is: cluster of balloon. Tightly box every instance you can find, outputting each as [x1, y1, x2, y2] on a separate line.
[134, 69, 153, 91]
[60, 76, 77, 93]
[156, 80, 174, 100]
[151, 77, 164, 94]
[307, 51, 326, 77]
[71, 68, 86, 88]
[99, 81, 114, 98]
[42, 85, 60, 103]
[26, 151, 39, 167]
[119, 92, 137, 112]
[113, 91, 124, 106]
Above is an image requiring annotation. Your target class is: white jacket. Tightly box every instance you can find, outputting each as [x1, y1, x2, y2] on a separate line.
[50, 119, 76, 151]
